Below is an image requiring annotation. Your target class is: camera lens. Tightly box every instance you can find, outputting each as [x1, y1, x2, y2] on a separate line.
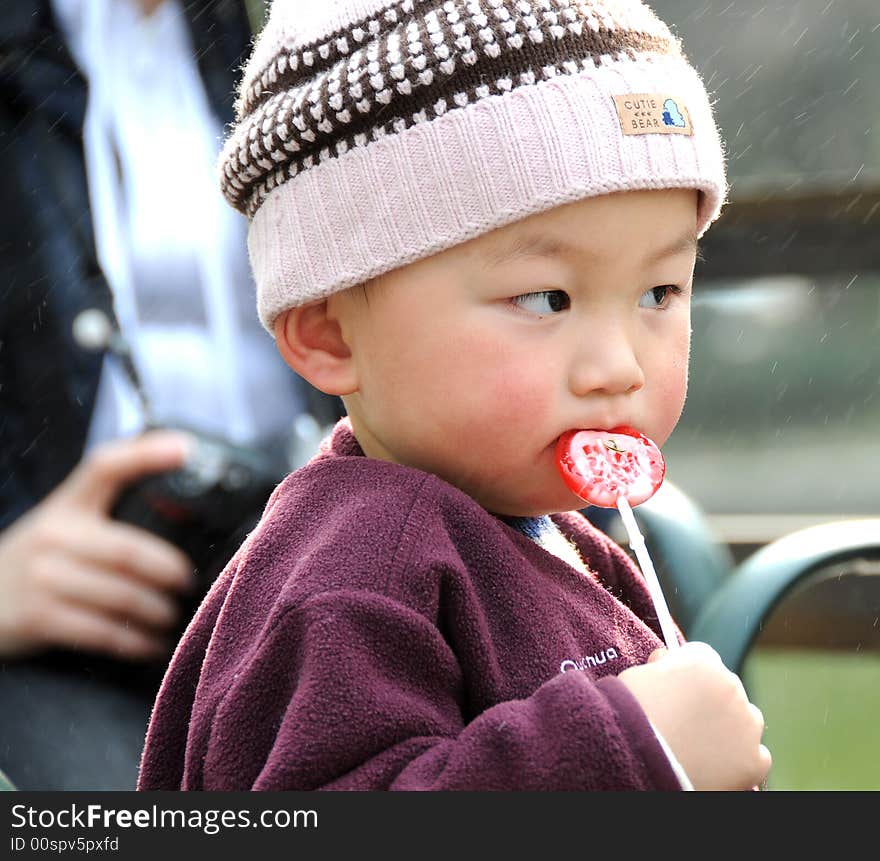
[166, 470, 207, 497]
[222, 463, 252, 491]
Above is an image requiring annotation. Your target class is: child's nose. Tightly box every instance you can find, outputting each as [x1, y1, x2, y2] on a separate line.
[567, 324, 646, 398]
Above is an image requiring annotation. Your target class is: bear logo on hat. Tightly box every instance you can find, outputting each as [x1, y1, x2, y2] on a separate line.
[662, 98, 687, 128]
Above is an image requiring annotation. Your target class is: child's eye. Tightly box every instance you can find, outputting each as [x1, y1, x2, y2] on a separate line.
[638, 285, 682, 309]
[512, 290, 571, 315]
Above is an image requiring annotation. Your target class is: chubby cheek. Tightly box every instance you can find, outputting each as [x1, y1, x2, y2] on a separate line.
[649, 327, 690, 445]
[463, 335, 552, 430]
[420, 332, 552, 472]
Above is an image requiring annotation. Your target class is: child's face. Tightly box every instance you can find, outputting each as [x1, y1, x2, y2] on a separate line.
[334, 189, 698, 516]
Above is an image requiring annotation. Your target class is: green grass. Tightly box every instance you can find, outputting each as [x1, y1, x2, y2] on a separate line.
[743, 648, 880, 790]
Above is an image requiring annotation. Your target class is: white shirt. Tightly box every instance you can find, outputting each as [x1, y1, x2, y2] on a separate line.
[51, 0, 306, 451]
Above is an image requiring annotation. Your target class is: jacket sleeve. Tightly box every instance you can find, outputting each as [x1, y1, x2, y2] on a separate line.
[191, 588, 680, 791]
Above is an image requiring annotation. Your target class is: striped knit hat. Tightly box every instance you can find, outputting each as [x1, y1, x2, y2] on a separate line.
[220, 0, 727, 330]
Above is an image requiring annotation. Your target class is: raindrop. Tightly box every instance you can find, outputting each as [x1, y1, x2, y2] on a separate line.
[780, 230, 798, 251]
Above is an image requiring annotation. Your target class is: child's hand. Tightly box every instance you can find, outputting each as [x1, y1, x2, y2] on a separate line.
[618, 641, 771, 790]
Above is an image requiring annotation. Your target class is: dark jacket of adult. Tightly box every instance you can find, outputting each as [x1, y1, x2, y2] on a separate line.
[0, 0, 286, 793]
[0, 0, 266, 531]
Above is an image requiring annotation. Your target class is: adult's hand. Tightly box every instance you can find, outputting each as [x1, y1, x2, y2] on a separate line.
[0, 431, 195, 661]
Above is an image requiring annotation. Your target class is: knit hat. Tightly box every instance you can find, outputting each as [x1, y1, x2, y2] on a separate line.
[219, 0, 727, 330]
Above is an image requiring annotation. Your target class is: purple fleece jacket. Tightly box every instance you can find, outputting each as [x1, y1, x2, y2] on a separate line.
[138, 420, 682, 791]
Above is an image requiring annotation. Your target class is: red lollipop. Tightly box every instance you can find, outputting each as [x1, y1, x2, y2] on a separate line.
[556, 426, 679, 649]
[556, 426, 666, 508]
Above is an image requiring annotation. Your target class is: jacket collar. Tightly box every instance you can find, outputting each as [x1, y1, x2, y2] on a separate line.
[0, 0, 252, 129]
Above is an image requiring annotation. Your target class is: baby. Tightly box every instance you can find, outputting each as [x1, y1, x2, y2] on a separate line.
[139, 0, 770, 791]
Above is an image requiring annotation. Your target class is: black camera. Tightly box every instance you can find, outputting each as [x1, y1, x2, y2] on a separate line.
[110, 427, 287, 583]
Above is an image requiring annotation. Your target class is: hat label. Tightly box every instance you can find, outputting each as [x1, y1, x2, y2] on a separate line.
[613, 94, 693, 136]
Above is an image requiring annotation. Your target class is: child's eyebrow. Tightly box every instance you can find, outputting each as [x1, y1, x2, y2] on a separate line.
[647, 233, 701, 264]
[483, 231, 700, 269]
[482, 234, 580, 270]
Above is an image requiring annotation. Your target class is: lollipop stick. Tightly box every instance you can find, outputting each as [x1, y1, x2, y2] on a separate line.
[616, 497, 680, 651]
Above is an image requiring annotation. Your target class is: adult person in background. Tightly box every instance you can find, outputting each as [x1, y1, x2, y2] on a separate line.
[0, 0, 340, 789]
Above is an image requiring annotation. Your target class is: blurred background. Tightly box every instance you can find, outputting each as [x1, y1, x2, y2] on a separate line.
[650, 0, 879, 790]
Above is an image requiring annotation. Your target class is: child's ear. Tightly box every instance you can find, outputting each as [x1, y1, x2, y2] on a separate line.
[273, 301, 358, 396]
